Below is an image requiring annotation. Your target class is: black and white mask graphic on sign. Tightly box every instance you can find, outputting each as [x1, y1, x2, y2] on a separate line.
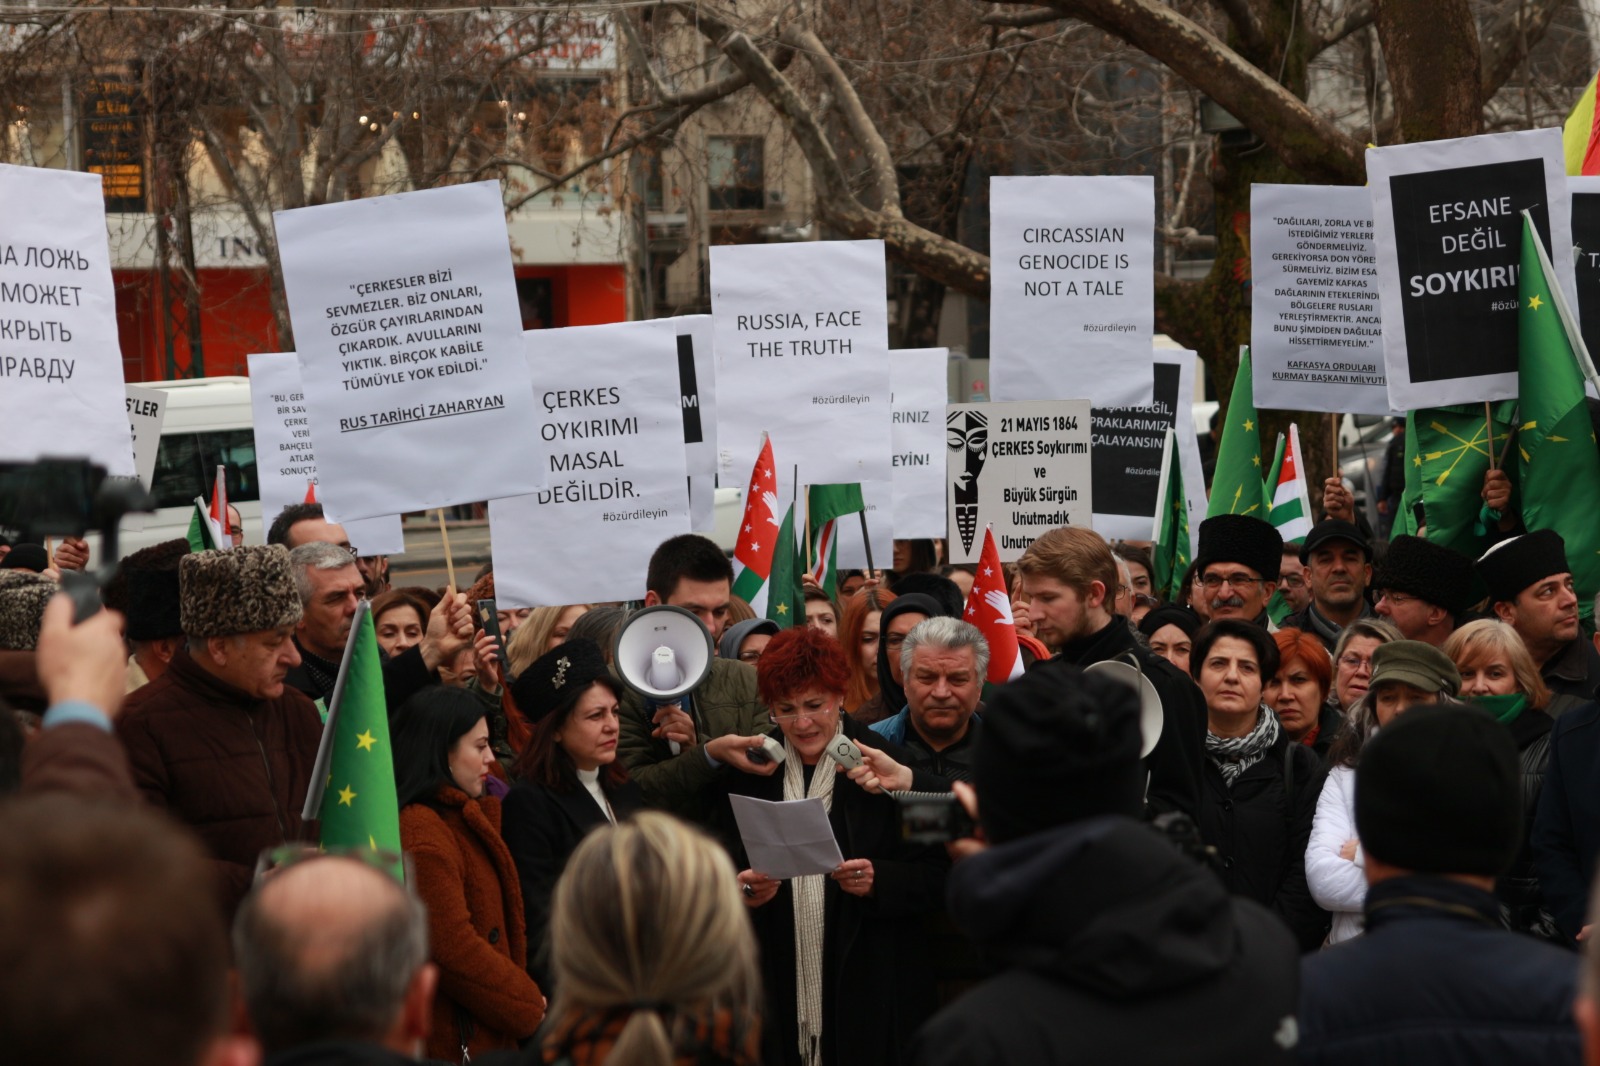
[945, 400, 1093, 564]
[1250, 184, 1392, 416]
[273, 181, 546, 523]
[1367, 129, 1575, 410]
[1090, 347, 1203, 540]
[989, 175, 1156, 406]
[489, 320, 691, 608]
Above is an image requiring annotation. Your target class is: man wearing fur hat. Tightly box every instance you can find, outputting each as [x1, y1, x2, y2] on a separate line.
[1372, 535, 1475, 647]
[1193, 515, 1282, 627]
[101, 538, 188, 691]
[1477, 530, 1600, 714]
[116, 545, 323, 917]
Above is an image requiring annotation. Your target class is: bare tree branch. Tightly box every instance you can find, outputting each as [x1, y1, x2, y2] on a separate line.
[785, 26, 903, 217]
[1479, 0, 1565, 101]
[1310, 0, 1374, 52]
[1210, 0, 1267, 58]
[980, 6, 1063, 27]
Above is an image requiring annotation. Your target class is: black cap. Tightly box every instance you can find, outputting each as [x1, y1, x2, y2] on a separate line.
[1298, 519, 1371, 564]
[974, 659, 1144, 844]
[1476, 529, 1569, 603]
[1355, 704, 1521, 876]
[1371, 535, 1477, 613]
[1195, 515, 1283, 583]
[510, 638, 617, 725]
[0, 544, 49, 573]
[1137, 604, 1202, 640]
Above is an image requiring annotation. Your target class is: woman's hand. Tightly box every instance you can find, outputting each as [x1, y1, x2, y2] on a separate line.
[830, 858, 875, 897]
[1339, 839, 1358, 862]
[844, 738, 913, 794]
[473, 631, 504, 695]
[737, 869, 779, 908]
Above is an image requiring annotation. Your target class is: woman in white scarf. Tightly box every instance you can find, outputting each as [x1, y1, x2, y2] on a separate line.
[722, 627, 946, 1066]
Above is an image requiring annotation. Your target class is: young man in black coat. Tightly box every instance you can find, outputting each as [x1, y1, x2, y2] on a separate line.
[1299, 705, 1582, 1065]
[911, 660, 1301, 1066]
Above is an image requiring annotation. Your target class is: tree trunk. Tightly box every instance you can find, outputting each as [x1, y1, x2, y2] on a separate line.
[1373, 0, 1483, 143]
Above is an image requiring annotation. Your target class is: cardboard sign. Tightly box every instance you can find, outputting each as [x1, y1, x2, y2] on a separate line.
[274, 181, 544, 522]
[1090, 348, 1199, 539]
[0, 165, 136, 476]
[1250, 184, 1392, 415]
[711, 240, 892, 486]
[1368, 129, 1575, 409]
[489, 320, 691, 607]
[990, 175, 1155, 406]
[946, 400, 1094, 564]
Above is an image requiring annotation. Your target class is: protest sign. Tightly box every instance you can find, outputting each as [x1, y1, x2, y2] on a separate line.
[946, 400, 1094, 564]
[489, 320, 691, 607]
[274, 181, 543, 522]
[711, 240, 891, 487]
[1091, 348, 1199, 539]
[1571, 177, 1600, 360]
[125, 384, 166, 491]
[0, 165, 135, 476]
[1368, 129, 1575, 410]
[888, 348, 949, 538]
[689, 473, 716, 533]
[1250, 184, 1391, 415]
[673, 315, 718, 479]
[246, 352, 405, 556]
[990, 175, 1155, 406]
[836, 484, 893, 571]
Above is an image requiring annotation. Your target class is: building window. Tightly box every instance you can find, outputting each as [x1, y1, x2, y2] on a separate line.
[708, 135, 763, 211]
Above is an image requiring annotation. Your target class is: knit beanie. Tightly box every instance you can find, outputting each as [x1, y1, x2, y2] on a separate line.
[1476, 529, 1569, 604]
[1371, 535, 1478, 613]
[974, 659, 1144, 843]
[1195, 515, 1283, 583]
[1355, 704, 1521, 875]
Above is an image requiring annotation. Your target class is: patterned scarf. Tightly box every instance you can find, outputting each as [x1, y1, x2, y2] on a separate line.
[783, 725, 840, 1066]
[1205, 708, 1280, 788]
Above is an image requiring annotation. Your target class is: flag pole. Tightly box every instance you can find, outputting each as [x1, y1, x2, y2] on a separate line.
[303, 598, 369, 819]
[1329, 413, 1340, 473]
[858, 509, 875, 574]
[436, 508, 457, 594]
[803, 483, 812, 576]
[1484, 402, 1498, 471]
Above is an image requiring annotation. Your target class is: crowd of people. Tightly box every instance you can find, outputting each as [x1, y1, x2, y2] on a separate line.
[8, 469, 1600, 1066]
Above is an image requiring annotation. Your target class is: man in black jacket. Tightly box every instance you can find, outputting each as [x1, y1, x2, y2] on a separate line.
[911, 660, 1300, 1065]
[1299, 705, 1581, 1065]
[1018, 526, 1205, 818]
[1478, 530, 1600, 713]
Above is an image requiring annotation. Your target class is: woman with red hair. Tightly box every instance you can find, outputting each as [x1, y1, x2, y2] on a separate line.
[720, 626, 946, 1066]
[1265, 627, 1339, 758]
[839, 586, 893, 718]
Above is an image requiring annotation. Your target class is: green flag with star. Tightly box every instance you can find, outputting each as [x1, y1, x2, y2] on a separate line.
[1393, 403, 1515, 559]
[1206, 346, 1269, 519]
[766, 502, 803, 627]
[316, 601, 403, 877]
[1151, 430, 1192, 601]
[1516, 212, 1600, 624]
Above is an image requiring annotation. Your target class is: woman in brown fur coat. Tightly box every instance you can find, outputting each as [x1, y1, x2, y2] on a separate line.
[393, 686, 545, 1061]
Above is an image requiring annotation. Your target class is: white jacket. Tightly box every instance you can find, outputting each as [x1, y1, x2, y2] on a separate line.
[1305, 764, 1366, 945]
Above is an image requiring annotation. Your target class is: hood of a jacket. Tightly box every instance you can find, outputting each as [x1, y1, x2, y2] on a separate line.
[949, 815, 1241, 998]
[874, 593, 945, 712]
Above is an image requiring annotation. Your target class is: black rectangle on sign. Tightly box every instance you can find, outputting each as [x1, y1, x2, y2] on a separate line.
[677, 334, 703, 444]
[1574, 193, 1600, 360]
[1090, 360, 1179, 517]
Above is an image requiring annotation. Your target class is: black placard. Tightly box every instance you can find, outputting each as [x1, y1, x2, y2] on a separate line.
[1573, 191, 1600, 360]
[1090, 359, 1180, 520]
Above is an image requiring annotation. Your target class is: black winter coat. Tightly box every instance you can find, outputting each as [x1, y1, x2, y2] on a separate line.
[501, 774, 645, 988]
[716, 716, 947, 1066]
[1197, 727, 1329, 951]
[1533, 700, 1600, 940]
[1498, 708, 1559, 941]
[1298, 876, 1582, 1066]
[910, 816, 1300, 1066]
[1053, 619, 1207, 820]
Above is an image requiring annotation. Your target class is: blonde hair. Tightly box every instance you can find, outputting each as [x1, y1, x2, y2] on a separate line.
[546, 812, 760, 1065]
[1017, 526, 1118, 602]
[506, 604, 592, 675]
[1443, 618, 1552, 711]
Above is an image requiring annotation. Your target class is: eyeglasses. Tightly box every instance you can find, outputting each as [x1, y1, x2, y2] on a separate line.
[771, 706, 838, 723]
[1337, 654, 1374, 674]
[1378, 590, 1418, 606]
[1280, 574, 1306, 589]
[1198, 573, 1264, 591]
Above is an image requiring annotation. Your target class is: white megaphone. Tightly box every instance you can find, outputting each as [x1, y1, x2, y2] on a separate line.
[1084, 656, 1165, 759]
[613, 606, 715, 753]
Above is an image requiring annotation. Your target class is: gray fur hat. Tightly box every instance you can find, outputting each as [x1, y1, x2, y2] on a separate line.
[0, 570, 58, 650]
[179, 545, 303, 639]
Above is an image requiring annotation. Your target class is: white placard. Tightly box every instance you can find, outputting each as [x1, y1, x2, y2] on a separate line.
[246, 352, 405, 556]
[124, 384, 166, 491]
[1250, 185, 1392, 415]
[0, 165, 135, 476]
[1368, 129, 1576, 410]
[947, 400, 1094, 564]
[274, 181, 544, 522]
[711, 240, 892, 486]
[1090, 348, 1200, 539]
[673, 315, 718, 479]
[489, 321, 691, 607]
[990, 175, 1155, 406]
[888, 348, 949, 539]
[836, 482, 894, 571]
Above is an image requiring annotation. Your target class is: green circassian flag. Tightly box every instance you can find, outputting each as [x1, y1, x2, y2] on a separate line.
[1151, 429, 1192, 602]
[766, 502, 803, 627]
[1206, 346, 1269, 519]
[805, 483, 866, 599]
[185, 496, 222, 553]
[1392, 403, 1516, 559]
[314, 601, 403, 877]
[1515, 212, 1600, 624]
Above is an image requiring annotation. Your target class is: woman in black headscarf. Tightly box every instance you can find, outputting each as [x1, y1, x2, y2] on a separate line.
[851, 593, 945, 726]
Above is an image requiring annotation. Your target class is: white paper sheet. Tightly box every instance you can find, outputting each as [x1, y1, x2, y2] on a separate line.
[729, 793, 845, 880]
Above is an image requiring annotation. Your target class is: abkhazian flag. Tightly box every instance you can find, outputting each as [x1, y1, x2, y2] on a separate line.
[963, 525, 1023, 682]
[309, 601, 404, 880]
[766, 502, 802, 627]
[1206, 346, 1268, 519]
[186, 495, 223, 553]
[1516, 211, 1600, 624]
[1566, 66, 1600, 176]
[806, 484, 866, 599]
[1268, 423, 1314, 542]
[1151, 429, 1192, 602]
[731, 436, 782, 614]
[209, 465, 230, 549]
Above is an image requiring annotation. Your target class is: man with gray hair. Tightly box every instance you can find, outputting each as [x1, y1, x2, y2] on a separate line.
[236, 854, 438, 1064]
[870, 616, 988, 783]
[283, 541, 475, 711]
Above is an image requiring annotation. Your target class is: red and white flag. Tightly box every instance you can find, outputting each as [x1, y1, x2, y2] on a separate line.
[964, 525, 1024, 682]
[304, 480, 318, 504]
[209, 465, 231, 550]
[732, 436, 783, 612]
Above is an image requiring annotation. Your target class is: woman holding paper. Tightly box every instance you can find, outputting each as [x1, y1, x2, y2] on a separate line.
[720, 626, 946, 1066]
